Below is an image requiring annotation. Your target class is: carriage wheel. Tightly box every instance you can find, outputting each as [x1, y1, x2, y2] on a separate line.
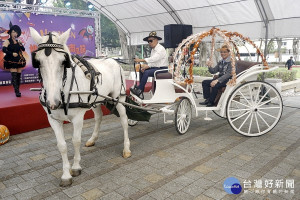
[226, 81, 283, 136]
[128, 119, 138, 126]
[175, 97, 192, 135]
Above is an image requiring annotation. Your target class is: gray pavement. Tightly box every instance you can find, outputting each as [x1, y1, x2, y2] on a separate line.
[0, 96, 299, 200]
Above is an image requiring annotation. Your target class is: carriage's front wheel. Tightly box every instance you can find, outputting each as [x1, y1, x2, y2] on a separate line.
[128, 119, 138, 126]
[226, 81, 283, 136]
[175, 97, 192, 135]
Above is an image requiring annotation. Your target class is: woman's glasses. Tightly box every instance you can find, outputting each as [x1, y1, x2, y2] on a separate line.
[148, 40, 153, 43]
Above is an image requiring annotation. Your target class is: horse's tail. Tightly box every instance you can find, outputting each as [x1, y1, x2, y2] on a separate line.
[118, 62, 127, 96]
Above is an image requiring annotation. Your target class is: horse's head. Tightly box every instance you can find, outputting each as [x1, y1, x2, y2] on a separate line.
[30, 27, 71, 110]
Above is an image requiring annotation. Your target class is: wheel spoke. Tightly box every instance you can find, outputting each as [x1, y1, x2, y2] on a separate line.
[258, 106, 281, 110]
[254, 84, 262, 103]
[258, 96, 279, 107]
[254, 113, 261, 133]
[231, 99, 250, 108]
[238, 90, 251, 106]
[231, 111, 250, 122]
[177, 116, 182, 123]
[229, 108, 251, 112]
[258, 110, 277, 119]
[257, 112, 270, 127]
[238, 112, 252, 130]
[248, 84, 254, 104]
[178, 120, 183, 131]
[183, 119, 187, 130]
[257, 87, 271, 105]
[248, 113, 254, 134]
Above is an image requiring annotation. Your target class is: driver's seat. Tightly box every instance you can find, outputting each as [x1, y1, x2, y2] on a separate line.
[151, 71, 172, 94]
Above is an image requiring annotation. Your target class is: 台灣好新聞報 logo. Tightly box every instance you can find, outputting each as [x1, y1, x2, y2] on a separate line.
[224, 177, 242, 194]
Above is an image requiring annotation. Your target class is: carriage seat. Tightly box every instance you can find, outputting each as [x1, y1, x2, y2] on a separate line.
[152, 72, 191, 93]
[151, 70, 172, 94]
[156, 72, 172, 79]
[235, 60, 260, 75]
[213, 60, 260, 105]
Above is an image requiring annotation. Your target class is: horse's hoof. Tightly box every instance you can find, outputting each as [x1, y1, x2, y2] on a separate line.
[59, 178, 72, 187]
[71, 169, 82, 177]
[85, 140, 95, 147]
[123, 151, 131, 158]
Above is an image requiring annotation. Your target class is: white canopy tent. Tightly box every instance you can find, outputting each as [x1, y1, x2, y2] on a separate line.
[89, 0, 300, 45]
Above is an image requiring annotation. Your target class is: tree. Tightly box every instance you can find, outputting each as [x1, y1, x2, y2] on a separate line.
[276, 38, 282, 62]
[117, 27, 136, 63]
[101, 15, 120, 48]
[265, 38, 275, 56]
[293, 38, 299, 62]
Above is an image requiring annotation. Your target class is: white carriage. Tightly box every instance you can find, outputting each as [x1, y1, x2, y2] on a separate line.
[28, 27, 283, 186]
[128, 27, 283, 136]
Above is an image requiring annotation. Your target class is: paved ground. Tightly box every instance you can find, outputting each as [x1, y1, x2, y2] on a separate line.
[0, 96, 299, 200]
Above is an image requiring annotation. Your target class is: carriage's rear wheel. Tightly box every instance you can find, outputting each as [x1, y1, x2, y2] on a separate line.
[175, 97, 192, 135]
[226, 81, 282, 136]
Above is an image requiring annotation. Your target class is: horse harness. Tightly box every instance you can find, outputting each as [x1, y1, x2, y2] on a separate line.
[31, 32, 113, 115]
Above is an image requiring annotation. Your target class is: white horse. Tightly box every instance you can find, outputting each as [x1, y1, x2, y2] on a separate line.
[29, 27, 131, 187]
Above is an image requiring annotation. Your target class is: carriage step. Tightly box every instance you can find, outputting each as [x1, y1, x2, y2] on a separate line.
[204, 117, 212, 121]
[164, 120, 173, 124]
[30, 88, 42, 91]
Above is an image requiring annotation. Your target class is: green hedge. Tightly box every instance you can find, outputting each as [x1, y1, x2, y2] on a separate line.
[122, 65, 297, 82]
[193, 67, 211, 77]
[257, 68, 297, 82]
[193, 67, 296, 82]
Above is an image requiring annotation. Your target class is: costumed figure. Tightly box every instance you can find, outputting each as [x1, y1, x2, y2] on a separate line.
[2, 25, 26, 97]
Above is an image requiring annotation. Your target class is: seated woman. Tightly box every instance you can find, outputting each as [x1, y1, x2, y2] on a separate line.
[199, 45, 232, 107]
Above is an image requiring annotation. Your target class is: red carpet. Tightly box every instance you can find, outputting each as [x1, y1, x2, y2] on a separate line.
[0, 80, 151, 135]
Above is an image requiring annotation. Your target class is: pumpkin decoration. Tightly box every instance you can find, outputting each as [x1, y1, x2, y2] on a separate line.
[0, 125, 10, 145]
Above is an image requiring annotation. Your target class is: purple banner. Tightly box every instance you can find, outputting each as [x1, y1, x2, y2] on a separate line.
[0, 11, 96, 86]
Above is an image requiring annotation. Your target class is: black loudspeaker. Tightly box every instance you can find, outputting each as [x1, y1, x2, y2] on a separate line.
[164, 24, 193, 48]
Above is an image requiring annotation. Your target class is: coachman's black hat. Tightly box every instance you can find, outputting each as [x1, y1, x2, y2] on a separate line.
[143, 31, 162, 41]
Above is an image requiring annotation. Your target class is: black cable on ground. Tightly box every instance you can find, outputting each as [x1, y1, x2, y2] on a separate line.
[283, 104, 300, 109]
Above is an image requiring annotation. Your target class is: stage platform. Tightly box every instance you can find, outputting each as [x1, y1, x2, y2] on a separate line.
[0, 80, 151, 135]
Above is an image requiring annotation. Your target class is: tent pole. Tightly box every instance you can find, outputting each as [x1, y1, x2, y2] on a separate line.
[264, 23, 268, 57]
